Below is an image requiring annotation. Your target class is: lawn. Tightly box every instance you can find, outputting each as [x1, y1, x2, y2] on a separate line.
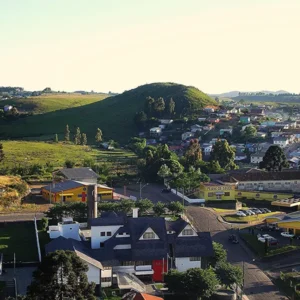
[1, 141, 137, 171]
[0, 222, 38, 262]
[223, 212, 279, 223]
[213, 208, 237, 213]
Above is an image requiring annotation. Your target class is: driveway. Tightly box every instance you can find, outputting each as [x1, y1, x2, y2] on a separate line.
[186, 207, 288, 300]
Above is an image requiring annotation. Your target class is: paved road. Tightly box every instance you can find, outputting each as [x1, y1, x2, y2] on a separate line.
[114, 183, 182, 204]
[186, 207, 288, 300]
[0, 213, 44, 222]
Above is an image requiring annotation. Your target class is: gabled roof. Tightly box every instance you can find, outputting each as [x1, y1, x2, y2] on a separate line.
[43, 180, 84, 193]
[90, 212, 126, 226]
[165, 218, 188, 234]
[57, 167, 99, 179]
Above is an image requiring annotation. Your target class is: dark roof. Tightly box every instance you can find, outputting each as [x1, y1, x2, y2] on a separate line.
[220, 170, 300, 182]
[165, 219, 188, 234]
[43, 180, 83, 193]
[45, 236, 90, 254]
[174, 232, 214, 257]
[90, 212, 126, 226]
[58, 167, 99, 179]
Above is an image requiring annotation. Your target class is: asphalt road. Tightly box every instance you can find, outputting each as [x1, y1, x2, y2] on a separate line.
[0, 212, 44, 222]
[114, 183, 182, 204]
[186, 207, 288, 300]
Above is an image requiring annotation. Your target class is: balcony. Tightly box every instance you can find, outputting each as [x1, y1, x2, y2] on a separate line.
[135, 265, 153, 275]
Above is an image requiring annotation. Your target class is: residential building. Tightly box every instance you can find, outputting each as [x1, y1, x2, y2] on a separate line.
[240, 116, 250, 124]
[234, 150, 247, 161]
[202, 124, 214, 131]
[207, 117, 220, 124]
[250, 152, 265, 164]
[46, 209, 214, 287]
[190, 124, 202, 133]
[273, 136, 289, 148]
[41, 180, 113, 203]
[202, 144, 213, 155]
[149, 127, 162, 137]
[53, 167, 99, 184]
[257, 132, 267, 138]
[198, 117, 207, 122]
[182, 132, 194, 141]
[203, 106, 216, 113]
[250, 108, 265, 116]
[159, 119, 173, 125]
[220, 129, 233, 136]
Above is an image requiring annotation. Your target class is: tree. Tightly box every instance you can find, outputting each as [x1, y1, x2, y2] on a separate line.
[0, 143, 4, 163]
[95, 128, 103, 144]
[207, 160, 225, 174]
[259, 145, 289, 171]
[164, 270, 186, 295]
[215, 262, 243, 288]
[134, 111, 147, 129]
[74, 127, 81, 145]
[184, 268, 219, 299]
[210, 140, 238, 170]
[27, 250, 96, 300]
[119, 199, 135, 213]
[82, 133, 87, 146]
[167, 201, 184, 215]
[65, 159, 75, 168]
[144, 96, 155, 116]
[153, 97, 165, 116]
[54, 134, 58, 143]
[64, 124, 70, 142]
[157, 164, 171, 185]
[168, 97, 176, 116]
[153, 201, 165, 216]
[243, 125, 257, 140]
[209, 242, 227, 267]
[135, 198, 153, 215]
[184, 139, 202, 167]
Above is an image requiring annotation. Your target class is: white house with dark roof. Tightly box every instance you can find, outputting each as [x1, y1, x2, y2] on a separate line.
[45, 209, 213, 288]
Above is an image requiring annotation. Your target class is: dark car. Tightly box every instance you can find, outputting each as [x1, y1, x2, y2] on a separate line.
[161, 188, 171, 193]
[228, 234, 239, 244]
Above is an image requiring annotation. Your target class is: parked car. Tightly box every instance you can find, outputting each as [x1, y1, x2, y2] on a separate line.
[259, 208, 268, 213]
[250, 208, 263, 214]
[228, 234, 239, 244]
[281, 232, 295, 238]
[161, 188, 171, 193]
[240, 210, 251, 216]
[257, 234, 278, 245]
[246, 210, 256, 215]
[236, 211, 246, 217]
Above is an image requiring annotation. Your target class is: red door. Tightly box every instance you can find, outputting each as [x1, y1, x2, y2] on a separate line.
[152, 259, 167, 282]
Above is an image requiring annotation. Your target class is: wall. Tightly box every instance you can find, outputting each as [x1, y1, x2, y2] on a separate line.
[237, 180, 300, 193]
[101, 268, 112, 288]
[235, 190, 293, 201]
[91, 225, 122, 249]
[199, 184, 235, 201]
[139, 227, 159, 240]
[178, 224, 197, 237]
[175, 257, 201, 272]
[59, 222, 81, 241]
[86, 262, 101, 285]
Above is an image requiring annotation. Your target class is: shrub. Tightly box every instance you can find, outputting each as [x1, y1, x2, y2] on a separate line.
[65, 159, 75, 168]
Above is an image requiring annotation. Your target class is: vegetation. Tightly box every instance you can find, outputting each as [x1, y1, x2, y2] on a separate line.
[0, 222, 38, 261]
[209, 242, 227, 268]
[259, 145, 289, 171]
[0, 83, 216, 142]
[215, 262, 243, 288]
[0, 143, 4, 163]
[27, 250, 96, 300]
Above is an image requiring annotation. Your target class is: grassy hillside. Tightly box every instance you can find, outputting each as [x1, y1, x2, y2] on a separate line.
[0, 83, 216, 143]
[0, 93, 109, 114]
[234, 94, 300, 103]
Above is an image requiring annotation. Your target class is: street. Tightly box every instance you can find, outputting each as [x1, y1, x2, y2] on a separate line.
[0, 212, 44, 222]
[186, 207, 288, 300]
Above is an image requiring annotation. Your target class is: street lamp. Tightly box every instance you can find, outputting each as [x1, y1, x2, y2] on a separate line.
[139, 182, 149, 199]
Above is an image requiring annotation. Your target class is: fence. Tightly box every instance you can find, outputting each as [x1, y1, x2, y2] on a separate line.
[170, 189, 205, 204]
[34, 217, 42, 262]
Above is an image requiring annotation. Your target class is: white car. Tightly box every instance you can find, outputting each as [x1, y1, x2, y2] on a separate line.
[236, 211, 246, 217]
[281, 232, 294, 238]
[246, 210, 256, 215]
[257, 234, 276, 243]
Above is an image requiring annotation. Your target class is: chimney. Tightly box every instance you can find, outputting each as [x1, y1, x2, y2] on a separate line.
[132, 208, 139, 218]
[87, 184, 98, 226]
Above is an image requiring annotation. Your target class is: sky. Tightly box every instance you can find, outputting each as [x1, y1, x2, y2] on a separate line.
[1, 0, 300, 94]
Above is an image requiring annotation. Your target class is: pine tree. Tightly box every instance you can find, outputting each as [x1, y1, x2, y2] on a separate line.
[95, 128, 103, 144]
[82, 133, 87, 146]
[74, 127, 81, 145]
[0, 143, 4, 163]
[168, 97, 175, 116]
[54, 134, 58, 143]
[64, 124, 70, 142]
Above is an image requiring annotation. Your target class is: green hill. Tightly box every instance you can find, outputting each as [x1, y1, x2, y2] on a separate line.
[0, 82, 216, 143]
[0, 93, 109, 114]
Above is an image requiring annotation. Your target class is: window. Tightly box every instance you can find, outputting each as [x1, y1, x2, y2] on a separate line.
[100, 232, 105, 236]
[143, 232, 155, 239]
[275, 182, 281, 185]
[136, 261, 152, 266]
[121, 261, 134, 266]
[182, 229, 193, 236]
[107, 232, 112, 236]
[285, 182, 291, 185]
[100, 242, 105, 248]
[216, 195, 222, 200]
[189, 257, 201, 261]
[208, 192, 213, 197]
[224, 192, 230, 196]
[102, 277, 111, 282]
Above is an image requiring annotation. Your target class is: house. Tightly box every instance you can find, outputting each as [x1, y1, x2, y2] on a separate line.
[202, 124, 214, 131]
[149, 127, 162, 137]
[250, 152, 265, 164]
[207, 117, 220, 124]
[234, 150, 247, 161]
[182, 132, 194, 141]
[46, 209, 214, 287]
[146, 139, 157, 145]
[53, 167, 99, 184]
[216, 111, 229, 118]
[288, 157, 300, 169]
[190, 124, 202, 133]
[203, 106, 216, 113]
[240, 116, 250, 124]
[122, 292, 163, 300]
[198, 182, 236, 200]
[261, 121, 276, 127]
[275, 122, 289, 130]
[257, 132, 267, 138]
[220, 129, 233, 136]
[228, 107, 240, 114]
[3, 105, 13, 112]
[219, 170, 300, 193]
[250, 108, 265, 116]
[202, 144, 213, 155]
[41, 180, 113, 203]
[101, 142, 115, 150]
[159, 119, 173, 125]
[271, 132, 282, 138]
[198, 117, 207, 122]
[273, 136, 289, 148]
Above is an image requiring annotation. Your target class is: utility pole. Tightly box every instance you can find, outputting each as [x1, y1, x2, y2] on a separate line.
[139, 182, 148, 199]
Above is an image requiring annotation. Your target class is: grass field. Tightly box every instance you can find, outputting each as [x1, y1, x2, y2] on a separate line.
[1, 141, 136, 170]
[223, 212, 279, 223]
[0, 93, 109, 114]
[0, 222, 38, 262]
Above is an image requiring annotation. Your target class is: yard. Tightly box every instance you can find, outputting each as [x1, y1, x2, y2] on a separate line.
[0, 222, 38, 262]
[223, 212, 279, 223]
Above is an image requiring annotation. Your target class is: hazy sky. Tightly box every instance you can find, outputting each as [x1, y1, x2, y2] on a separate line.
[1, 0, 299, 94]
